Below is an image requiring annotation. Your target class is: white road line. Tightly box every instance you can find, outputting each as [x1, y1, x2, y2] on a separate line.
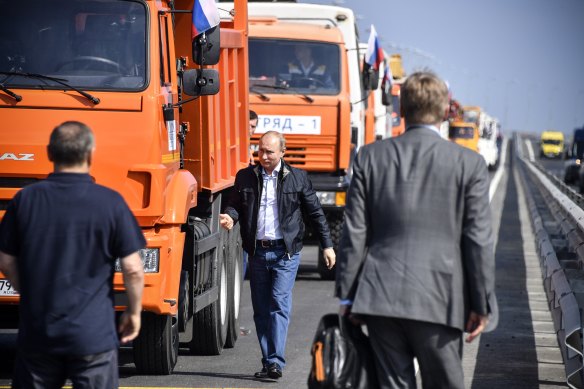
[525, 138, 535, 162]
[489, 137, 508, 202]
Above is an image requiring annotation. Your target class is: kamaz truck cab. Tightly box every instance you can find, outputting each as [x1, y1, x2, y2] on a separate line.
[0, 0, 250, 375]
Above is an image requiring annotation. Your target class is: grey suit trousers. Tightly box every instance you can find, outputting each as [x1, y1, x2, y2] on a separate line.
[365, 316, 464, 389]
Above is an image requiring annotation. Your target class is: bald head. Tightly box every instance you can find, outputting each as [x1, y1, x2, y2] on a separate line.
[47, 121, 95, 171]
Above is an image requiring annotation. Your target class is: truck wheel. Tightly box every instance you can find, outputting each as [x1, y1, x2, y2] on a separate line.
[133, 312, 179, 375]
[225, 224, 243, 348]
[318, 212, 344, 280]
[190, 231, 229, 355]
[178, 270, 190, 332]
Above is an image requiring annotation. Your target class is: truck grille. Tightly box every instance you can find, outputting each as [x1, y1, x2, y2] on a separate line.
[0, 178, 40, 188]
[0, 178, 40, 210]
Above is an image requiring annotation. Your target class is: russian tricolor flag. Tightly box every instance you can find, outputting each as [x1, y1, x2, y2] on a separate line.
[192, 0, 220, 39]
[381, 60, 393, 92]
[365, 25, 383, 70]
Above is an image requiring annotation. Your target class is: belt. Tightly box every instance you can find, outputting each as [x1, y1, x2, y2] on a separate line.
[256, 239, 285, 248]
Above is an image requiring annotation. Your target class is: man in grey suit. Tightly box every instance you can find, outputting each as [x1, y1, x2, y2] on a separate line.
[335, 71, 496, 389]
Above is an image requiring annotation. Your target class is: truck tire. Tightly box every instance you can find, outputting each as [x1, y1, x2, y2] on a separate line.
[178, 270, 190, 332]
[133, 312, 179, 375]
[190, 229, 229, 355]
[225, 224, 243, 348]
[318, 212, 344, 280]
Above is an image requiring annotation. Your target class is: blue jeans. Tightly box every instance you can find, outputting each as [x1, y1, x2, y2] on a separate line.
[249, 244, 300, 369]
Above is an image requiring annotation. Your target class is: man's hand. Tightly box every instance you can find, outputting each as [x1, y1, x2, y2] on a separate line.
[220, 214, 234, 230]
[465, 311, 488, 343]
[118, 310, 141, 344]
[323, 247, 336, 270]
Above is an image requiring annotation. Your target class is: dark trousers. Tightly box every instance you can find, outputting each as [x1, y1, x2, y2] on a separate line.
[365, 316, 464, 389]
[12, 348, 118, 389]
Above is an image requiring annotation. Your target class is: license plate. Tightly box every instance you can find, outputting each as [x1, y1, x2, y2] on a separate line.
[256, 115, 321, 135]
[0, 279, 18, 296]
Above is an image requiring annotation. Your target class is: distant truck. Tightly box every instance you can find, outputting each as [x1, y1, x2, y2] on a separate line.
[478, 114, 500, 170]
[564, 127, 584, 184]
[389, 54, 406, 137]
[449, 122, 479, 152]
[540, 131, 564, 159]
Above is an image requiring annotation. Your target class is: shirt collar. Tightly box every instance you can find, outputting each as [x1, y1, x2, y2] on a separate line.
[406, 124, 441, 135]
[47, 172, 94, 183]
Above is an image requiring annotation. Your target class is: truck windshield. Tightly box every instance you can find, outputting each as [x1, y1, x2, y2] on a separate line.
[542, 139, 562, 145]
[0, 0, 147, 91]
[463, 111, 479, 125]
[249, 39, 340, 96]
[449, 127, 475, 139]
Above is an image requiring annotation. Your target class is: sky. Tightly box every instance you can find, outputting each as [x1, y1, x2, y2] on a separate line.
[300, 0, 584, 135]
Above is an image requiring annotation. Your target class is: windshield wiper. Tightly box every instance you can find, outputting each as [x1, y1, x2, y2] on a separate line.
[252, 83, 314, 103]
[0, 71, 100, 105]
[0, 82, 22, 102]
[250, 86, 270, 101]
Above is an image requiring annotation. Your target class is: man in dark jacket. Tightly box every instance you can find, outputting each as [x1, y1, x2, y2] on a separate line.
[220, 130, 335, 380]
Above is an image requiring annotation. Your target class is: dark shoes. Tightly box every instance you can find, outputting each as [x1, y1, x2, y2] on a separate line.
[254, 363, 282, 379]
[254, 367, 268, 379]
[267, 363, 282, 379]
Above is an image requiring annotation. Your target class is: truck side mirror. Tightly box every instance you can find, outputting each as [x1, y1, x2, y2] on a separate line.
[192, 26, 220, 66]
[362, 68, 379, 91]
[381, 87, 391, 106]
[183, 69, 220, 96]
[369, 69, 379, 90]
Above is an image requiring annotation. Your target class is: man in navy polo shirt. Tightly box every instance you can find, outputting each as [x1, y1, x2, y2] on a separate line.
[0, 121, 145, 388]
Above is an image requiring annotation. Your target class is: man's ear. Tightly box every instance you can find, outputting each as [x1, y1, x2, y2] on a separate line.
[443, 106, 450, 121]
[46, 146, 54, 162]
[86, 147, 95, 167]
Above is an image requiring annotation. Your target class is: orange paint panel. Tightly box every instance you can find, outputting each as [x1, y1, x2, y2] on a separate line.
[113, 225, 185, 315]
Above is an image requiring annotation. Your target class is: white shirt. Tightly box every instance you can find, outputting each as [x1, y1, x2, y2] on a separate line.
[406, 124, 441, 135]
[256, 161, 283, 240]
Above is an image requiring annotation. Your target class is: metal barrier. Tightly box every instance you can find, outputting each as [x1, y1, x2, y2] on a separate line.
[516, 134, 584, 388]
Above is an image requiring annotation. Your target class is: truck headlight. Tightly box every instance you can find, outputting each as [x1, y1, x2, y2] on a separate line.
[316, 191, 346, 206]
[115, 248, 160, 273]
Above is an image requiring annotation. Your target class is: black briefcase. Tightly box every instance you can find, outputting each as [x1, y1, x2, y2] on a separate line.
[308, 313, 378, 389]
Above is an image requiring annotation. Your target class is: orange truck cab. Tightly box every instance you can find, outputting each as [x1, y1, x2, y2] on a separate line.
[391, 83, 405, 137]
[0, 0, 249, 375]
[449, 122, 480, 152]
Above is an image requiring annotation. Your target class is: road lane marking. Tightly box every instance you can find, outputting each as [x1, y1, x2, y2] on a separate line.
[525, 138, 535, 162]
[489, 137, 508, 202]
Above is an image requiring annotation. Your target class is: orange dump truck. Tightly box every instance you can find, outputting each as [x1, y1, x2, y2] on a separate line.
[0, 0, 249, 375]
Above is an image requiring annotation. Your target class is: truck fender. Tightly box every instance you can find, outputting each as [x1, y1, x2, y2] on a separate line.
[161, 170, 198, 224]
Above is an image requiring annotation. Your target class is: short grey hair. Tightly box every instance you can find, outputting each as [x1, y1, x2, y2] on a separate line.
[260, 130, 286, 151]
[48, 121, 95, 166]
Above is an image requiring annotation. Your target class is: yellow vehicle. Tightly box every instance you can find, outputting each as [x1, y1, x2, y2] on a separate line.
[448, 122, 479, 152]
[540, 131, 564, 158]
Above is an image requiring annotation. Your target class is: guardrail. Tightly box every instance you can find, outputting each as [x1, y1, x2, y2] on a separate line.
[516, 134, 584, 388]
